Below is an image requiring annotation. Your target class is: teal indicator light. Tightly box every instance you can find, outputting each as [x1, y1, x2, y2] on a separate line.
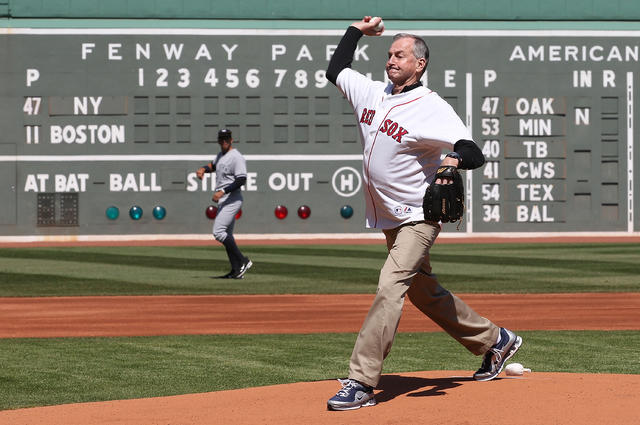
[153, 205, 166, 220]
[105, 206, 119, 220]
[129, 206, 143, 220]
[340, 205, 354, 219]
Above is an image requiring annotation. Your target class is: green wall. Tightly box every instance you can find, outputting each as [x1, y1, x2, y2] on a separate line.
[2, 1, 639, 238]
[4, 0, 640, 21]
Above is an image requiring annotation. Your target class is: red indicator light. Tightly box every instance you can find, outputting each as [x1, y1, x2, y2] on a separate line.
[297, 205, 311, 219]
[205, 205, 218, 219]
[275, 205, 288, 219]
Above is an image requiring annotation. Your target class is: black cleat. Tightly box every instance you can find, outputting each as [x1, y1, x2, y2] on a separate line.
[232, 259, 253, 278]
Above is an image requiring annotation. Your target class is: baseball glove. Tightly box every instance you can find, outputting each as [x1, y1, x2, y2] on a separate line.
[423, 165, 464, 224]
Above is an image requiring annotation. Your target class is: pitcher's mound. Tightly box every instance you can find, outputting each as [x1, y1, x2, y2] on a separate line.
[2, 370, 638, 425]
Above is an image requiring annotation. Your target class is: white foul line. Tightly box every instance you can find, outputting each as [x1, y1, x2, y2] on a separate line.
[465, 72, 473, 233]
[628, 72, 634, 233]
[0, 154, 363, 162]
[2, 231, 640, 244]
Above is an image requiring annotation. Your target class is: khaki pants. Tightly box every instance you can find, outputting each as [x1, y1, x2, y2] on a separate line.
[348, 221, 499, 388]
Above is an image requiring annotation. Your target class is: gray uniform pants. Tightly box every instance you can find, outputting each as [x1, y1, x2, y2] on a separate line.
[348, 221, 499, 388]
[212, 192, 242, 243]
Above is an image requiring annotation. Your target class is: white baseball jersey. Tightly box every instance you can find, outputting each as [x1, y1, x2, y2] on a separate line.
[336, 68, 472, 229]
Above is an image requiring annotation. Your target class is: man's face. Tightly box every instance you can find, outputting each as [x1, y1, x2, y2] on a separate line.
[386, 37, 425, 86]
[218, 138, 232, 153]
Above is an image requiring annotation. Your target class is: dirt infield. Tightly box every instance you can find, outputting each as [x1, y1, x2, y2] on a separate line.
[1, 292, 639, 424]
[1, 292, 639, 338]
[1, 371, 639, 425]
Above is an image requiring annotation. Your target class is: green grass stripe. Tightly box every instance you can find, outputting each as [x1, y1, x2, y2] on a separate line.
[0, 243, 639, 296]
[0, 330, 638, 410]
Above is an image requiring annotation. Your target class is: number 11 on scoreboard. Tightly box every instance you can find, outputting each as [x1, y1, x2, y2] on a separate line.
[25, 125, 40, 144]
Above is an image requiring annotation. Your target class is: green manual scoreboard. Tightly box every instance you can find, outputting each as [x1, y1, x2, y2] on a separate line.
[0, 28, 638, 238]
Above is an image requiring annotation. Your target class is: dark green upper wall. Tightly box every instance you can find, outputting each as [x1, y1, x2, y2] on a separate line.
[4, 0, 640, 20]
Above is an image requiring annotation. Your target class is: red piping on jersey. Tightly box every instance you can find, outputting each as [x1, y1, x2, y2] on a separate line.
[364, 94, 426, 228]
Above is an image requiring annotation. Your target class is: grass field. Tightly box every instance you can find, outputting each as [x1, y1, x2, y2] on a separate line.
[1, 242, 639, 296]
[0, 242, 639, 410]
[1, 331, 639, 410]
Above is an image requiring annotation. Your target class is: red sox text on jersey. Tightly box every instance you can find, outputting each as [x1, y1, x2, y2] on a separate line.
[360, 108, 409, 143]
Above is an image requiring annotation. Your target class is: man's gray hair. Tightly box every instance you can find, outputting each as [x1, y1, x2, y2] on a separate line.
[393, 33, 429, 65]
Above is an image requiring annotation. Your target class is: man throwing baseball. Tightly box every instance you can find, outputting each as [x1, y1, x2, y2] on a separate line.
[325, 17, 522, 411]
[197, 129, 252, 279]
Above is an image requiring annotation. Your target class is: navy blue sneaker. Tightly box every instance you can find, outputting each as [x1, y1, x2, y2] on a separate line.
[327, 379, 376, 411]
[474, 327, 523, 381]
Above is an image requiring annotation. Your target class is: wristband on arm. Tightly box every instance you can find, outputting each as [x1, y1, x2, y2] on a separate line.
[445, 152, 462, 167]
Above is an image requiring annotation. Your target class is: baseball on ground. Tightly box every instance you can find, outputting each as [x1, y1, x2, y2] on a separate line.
[505, 362, 532, 376]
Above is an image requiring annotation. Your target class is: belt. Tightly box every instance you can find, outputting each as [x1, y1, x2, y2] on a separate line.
[402, 220, 439, 227]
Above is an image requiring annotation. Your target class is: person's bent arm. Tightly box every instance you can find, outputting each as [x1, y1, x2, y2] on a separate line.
[452, 139, 485, 170]
[326, 16, 384, 85]
[196, 161, 216, 180]
[223, 176, 247, 194]
[438, 140, 485, 184]
[326, 26, 363, 85]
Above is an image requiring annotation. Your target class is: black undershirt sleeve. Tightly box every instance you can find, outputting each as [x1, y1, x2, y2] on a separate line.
[453, 139, 486, 170]
[223, 176, 247, 194]
[326, 26, 363, 85]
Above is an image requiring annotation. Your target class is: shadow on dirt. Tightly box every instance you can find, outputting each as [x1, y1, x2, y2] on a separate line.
[376, 374, 475, 403]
